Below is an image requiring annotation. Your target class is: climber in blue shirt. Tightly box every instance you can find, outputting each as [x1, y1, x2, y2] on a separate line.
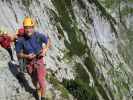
[15, 16, 51, 100]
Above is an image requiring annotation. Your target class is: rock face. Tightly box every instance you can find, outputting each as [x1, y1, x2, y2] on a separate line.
[0, 47, 74, 100]
[0, 0, 132, 100]
[0, 47, 35, 100]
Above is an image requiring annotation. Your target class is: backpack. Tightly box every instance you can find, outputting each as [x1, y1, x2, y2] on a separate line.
[0, 36, 11, 48]
[16, 28, 25, 37]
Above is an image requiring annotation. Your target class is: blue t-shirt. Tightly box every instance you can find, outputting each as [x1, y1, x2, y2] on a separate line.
[15, 32, 48, 55]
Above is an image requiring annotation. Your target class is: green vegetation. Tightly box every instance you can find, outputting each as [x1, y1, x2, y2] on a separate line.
[21, 0, 33, 7]
[47, 72, 70, 99]
[63, 79, 98, 100]
[52, 0, 87, 57]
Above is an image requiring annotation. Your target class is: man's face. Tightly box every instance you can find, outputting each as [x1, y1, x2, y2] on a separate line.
[24, 26, 34, 37]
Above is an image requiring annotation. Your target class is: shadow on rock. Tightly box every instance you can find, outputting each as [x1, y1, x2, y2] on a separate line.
[8, 61, 39, 100]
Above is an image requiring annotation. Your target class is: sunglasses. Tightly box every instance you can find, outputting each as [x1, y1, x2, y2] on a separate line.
[24, 26, 33, 29]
